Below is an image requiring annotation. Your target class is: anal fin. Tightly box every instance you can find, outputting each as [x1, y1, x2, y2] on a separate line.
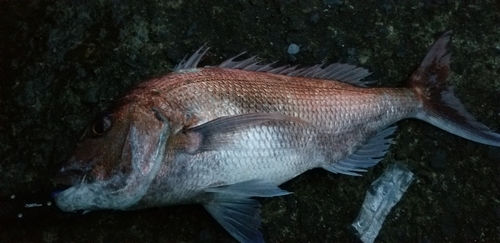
[322, 126, 397, 176]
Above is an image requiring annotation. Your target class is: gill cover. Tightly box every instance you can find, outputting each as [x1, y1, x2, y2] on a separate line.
[55, 109, 169, 212]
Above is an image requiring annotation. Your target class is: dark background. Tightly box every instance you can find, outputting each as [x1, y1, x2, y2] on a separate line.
[1, 0, 499, 242]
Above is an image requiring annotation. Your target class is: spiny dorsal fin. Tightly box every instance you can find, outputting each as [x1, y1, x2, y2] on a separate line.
[175, 45, 375, 86]
[174, 45, 210, 71]
[221, 56, 375, 87]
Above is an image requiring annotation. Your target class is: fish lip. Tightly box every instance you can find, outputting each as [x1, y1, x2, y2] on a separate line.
[53, 168, 86, 187]
[53, 185, 80, 212]
[54, 158, 95, 187]
[52, 170, 81, 201]
[53, 182, 97, 212]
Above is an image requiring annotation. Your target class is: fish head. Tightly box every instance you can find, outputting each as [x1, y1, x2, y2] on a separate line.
[54, 97, 170, 212]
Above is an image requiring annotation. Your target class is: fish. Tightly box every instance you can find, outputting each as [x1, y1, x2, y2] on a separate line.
[53, 31, 500, 243]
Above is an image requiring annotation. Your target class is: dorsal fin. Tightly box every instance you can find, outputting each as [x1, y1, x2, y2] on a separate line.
[219, 52, 374, 86]
[175, 45, 375, 86]
[174, 45, 210, 71]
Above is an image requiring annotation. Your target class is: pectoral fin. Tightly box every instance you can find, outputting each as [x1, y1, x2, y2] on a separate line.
[183, 113, 306, 153]
[203, 180, 291, 243]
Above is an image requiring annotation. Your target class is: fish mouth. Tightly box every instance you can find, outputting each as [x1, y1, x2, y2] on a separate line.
[53, 157, 97, 188]
[52, 169, 93, 212]
[52, 168, 88, 196]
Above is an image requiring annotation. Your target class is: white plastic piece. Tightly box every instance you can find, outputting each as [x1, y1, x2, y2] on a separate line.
[351, 163, 414, 243]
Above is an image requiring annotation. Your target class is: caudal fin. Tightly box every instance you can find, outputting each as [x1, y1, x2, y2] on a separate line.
[409, 30, 500, 147]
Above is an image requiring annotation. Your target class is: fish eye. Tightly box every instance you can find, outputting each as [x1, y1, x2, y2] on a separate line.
[92, 116, 112, 136]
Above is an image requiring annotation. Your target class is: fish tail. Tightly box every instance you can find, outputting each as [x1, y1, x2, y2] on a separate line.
[408, 30, 500, 147]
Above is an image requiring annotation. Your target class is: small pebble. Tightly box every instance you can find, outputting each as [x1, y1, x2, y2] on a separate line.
[287, 43, 300, 55]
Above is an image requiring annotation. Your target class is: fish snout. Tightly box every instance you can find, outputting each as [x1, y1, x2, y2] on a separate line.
[53, 168, 86, 187]
[53, 158, 96, 188]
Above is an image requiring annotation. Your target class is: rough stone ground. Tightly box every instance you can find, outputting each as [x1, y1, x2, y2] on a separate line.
[0, 0, 499, 242]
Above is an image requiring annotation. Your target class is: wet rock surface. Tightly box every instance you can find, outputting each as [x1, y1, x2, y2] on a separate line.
[1, 1, 499, 242]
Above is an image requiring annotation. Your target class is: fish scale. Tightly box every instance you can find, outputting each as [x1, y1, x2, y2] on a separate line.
[165, 125, 314, 190]
[54, 31, 500, 243]
[158, 68, 413, 132]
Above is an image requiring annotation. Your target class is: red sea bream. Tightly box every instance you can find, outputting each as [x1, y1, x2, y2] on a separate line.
[54, 31, 500, 243]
